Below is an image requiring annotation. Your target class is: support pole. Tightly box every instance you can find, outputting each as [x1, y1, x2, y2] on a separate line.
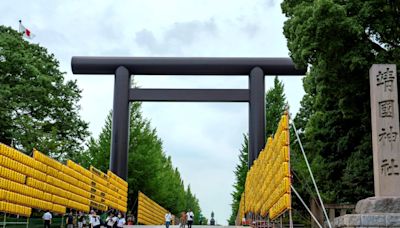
[248, 67, 265, 168]
[110, 66, 131, 180]
[289, 209, 293, 228]
[291, 185, 323, 228]
[291, 121, 332, 228]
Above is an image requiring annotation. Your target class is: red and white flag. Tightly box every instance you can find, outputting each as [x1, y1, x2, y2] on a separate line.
[19, 20, 35, 39]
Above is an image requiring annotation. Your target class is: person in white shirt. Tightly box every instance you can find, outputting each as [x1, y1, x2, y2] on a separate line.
[117, 212, 126, 227]
[186, 209, 194, 228]
[165, 212, 172, 228]
[106, 212, 118, 228]
[42, 211, 52, 228]
[89, 210, 101, 228]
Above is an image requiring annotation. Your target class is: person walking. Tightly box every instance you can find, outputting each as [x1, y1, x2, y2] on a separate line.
[42, 210, 52, 228]
[89, 210, 101, 228]
[77, 211, 84, 228]
[126, 213, 135, 225]
[165, 212, 172, 228]
[186, 209, 194, 228]
[106, 212, 118, 228]
[126, 211, 134, 225]
[116, 212, 126, 227]
[180, 211, 186, 228]
[66, 211, 74, 228]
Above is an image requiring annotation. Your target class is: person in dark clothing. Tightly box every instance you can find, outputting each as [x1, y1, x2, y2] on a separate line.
[78, 211, 84, 228]
[186, 209, 194, 228]
[66, 211, 74, 228]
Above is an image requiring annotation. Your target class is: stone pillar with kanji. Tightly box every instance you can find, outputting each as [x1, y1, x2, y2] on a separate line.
[333, 64, 400, 227]
[370, 64, 400, 196]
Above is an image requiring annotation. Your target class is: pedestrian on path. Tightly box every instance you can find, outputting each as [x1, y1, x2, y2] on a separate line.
[66, 211, 74, 228]
[126, 211, 135, 225]
[165, 212, 172, 228]
[180, 211, 186, 228]
[117, 212, 126, 227]
[126, 214, 135, 225]
[42, 210, 52, 228]
[78, 211, 85, 228]
[89, 210, 101, 228]
[186, 209, 194, 228]
[106, 212, 118, 228]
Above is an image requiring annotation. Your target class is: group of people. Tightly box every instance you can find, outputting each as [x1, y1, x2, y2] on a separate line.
[104, 211, 131, 228]
[66, 211, 86, 228]
[91, 210, 127, 228]
[42, 209, 133, 228]
[165, 209, 194, 228]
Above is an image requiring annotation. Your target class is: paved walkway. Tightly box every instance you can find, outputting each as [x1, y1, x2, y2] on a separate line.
[123, 226, 245, 228]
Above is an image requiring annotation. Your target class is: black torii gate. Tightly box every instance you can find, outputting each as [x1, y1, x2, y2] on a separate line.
[71, 57, 305, 180]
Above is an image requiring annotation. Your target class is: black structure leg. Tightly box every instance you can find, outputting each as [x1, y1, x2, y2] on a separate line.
[248, 67, 265, 168]
[110, 66, 131, 180]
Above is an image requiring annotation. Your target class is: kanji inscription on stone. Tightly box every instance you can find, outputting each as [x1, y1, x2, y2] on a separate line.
[376, 67, 395, 92]
[370, 64, 400, 197]
[379, 100, 394, 118]
[381, 158, 400, 176]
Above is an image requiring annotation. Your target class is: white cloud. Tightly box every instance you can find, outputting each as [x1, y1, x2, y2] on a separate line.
[135, 19, 218, 55]
[0, 0, 305, 224]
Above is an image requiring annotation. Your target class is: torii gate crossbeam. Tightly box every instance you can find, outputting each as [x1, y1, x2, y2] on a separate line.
[71, 57, 306, 180]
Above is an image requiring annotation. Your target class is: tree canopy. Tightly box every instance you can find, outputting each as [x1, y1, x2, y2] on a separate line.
[282, 0, 400, 205]
[0, 26, 89, 159]
[266, 76, 287, 137]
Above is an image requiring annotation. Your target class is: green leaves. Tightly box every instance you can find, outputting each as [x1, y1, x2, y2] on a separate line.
[0, 26, 89, 159]
[86, 102, 204, 223]
[283, 0, 400, 211]
[266, 76, 287, 137]
[228, 135, 248, 225]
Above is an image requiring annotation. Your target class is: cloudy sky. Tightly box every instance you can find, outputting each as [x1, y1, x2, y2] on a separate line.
[1, 0, 305, 224]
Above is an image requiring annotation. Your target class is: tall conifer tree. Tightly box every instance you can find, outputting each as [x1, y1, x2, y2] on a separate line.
[86, 102, 203, 222]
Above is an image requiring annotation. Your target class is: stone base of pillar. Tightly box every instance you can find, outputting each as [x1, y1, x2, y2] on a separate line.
[333, 197, 400, 227]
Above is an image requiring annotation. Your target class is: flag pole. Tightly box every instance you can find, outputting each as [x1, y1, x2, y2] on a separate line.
[18, 20, 21, 33]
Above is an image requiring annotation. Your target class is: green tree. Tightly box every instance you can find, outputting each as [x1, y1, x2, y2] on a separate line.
[0, 26, 89, 159]
[288, 74, 318, 225]
[282, 0, 400, 205]
[266, 76, 287, 137]
[228, 135, 248, 225]
[87, 102, 203, 220]
[184, 185, 202, 224]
